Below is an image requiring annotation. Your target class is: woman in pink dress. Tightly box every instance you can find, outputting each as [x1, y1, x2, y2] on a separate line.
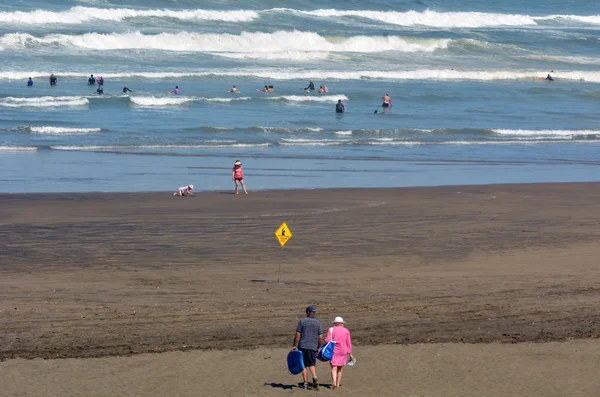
[324, 316, 355, 390]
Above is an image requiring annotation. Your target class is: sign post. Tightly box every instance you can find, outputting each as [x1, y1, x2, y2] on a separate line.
[274, 221, 292, 283]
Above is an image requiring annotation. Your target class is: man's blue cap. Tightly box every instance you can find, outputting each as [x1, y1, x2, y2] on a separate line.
[306, 305, 316, 313]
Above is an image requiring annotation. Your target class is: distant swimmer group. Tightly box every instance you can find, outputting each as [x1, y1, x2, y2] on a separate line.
[304, 80, 328, 93]
[258, 85, 274, 93]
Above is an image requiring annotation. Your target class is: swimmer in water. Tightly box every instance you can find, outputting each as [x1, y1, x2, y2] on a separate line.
[26, 77, 33, 87]
[230, 85, 238, 93]
[49, 74, 57, 86]
[335, 99, 345, 113]
[382, 93, 392, 109]
[168, 86, 181, 95]
[544, 74, 554, 81]
[123, 85, 133, 93]
[93, 86, 104, 95]
[88, 74, 96, 85]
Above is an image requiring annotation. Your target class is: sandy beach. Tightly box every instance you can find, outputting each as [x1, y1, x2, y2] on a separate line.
[2, 183, 600, 395]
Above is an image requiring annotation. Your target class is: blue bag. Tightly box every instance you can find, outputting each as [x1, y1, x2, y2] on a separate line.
[287, 350, 305, 375]
[317, 328, 336, 362]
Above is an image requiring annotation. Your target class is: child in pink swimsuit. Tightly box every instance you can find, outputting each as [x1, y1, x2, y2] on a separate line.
[232, 160, 248, 195]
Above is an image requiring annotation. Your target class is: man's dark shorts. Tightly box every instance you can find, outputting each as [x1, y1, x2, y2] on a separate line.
[299, 348, 317, 367]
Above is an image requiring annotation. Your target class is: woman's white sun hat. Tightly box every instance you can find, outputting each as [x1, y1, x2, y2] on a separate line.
[333, 316, 345, 323]
[234, 160, 242, 166]
[189, 184, 194, 189]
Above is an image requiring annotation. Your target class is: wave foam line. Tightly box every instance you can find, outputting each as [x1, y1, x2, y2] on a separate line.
[268, 95, 348, 103]
[0, 7, 258, 25]
[1, 7, 599, 28]
[50, 143, 270, 151]
[28, 126, 101, 134]
[492, 129, 600, 136]
[0, 146, 38, 152]
[0, 31, 450, 54]
[296, 9, 537, 27]
[2, 70, 600, 83]
[294, 9, 600, 28]
[0, 96, 89, 108]
[129, 96, 250, 106]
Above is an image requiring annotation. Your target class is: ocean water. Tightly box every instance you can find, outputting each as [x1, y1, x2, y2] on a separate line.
[1, 0, 599, 193]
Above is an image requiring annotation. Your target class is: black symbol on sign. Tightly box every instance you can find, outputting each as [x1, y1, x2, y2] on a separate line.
[281, 229, 286, 236]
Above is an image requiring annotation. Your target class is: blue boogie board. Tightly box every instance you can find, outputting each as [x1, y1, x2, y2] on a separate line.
[287, 350, 304, 375]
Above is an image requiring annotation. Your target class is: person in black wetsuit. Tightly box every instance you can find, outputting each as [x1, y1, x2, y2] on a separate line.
[88, 74, 96, 85]
[545, 74, 554, 81]
[49, 74, 57, 86]
[335, 99, 345, 113]
[304, 80, 315, 92]
[123, 85, 133, 93]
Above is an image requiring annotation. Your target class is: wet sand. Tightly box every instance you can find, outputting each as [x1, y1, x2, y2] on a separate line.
[1, 183, 600, 395]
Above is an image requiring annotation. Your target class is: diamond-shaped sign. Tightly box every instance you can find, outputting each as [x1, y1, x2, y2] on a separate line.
[275, 222, 292, 247]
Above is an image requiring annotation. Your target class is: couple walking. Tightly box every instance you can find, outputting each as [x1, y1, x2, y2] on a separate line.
[291, 305, 355, 390]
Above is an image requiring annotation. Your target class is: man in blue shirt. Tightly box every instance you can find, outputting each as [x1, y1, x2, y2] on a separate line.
[26, 77, 33, 87]
[291, 305, 323, 390]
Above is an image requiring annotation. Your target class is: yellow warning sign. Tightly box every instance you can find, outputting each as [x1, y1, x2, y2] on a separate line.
[275, 222, 292, 247]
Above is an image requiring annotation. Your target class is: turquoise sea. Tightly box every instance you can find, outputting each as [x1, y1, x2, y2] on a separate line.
[0, 0, 599, 192]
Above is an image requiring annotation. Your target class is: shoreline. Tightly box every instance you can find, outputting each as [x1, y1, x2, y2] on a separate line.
[2, 181, 600, 362]
[0, 180, 599, 196]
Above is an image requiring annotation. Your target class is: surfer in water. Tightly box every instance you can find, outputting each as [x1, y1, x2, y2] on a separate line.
[336, 99, 345, 113]
[122, 85, 133, 93]
[168, 86, 181, 95]
[545, 74, 554, 81]
[304, 80, 315, 92]
[88, 74, 96, 85]
[230, 85, 238, 93]
[49, 74, 57, 86]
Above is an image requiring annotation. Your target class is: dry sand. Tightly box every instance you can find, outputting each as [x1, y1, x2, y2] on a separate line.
[1, 183, 600, 395]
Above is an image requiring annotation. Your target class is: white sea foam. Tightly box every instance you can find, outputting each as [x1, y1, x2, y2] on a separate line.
[29, 126, 101, 134]
[214, 51, 331, 61]
[129, 96, 249, 106]
[0, 96, 89, 108]
[2, 70, 600, 83]
[296, 9, 538, 28]
[334, 130, 353, 136]
[492, 129, 600, 136]
[0, 146, 38, 152]
[0, 31, 450, 54]
[0, 7, 258, 25]
[130, 96, 195, 106]
[50, 143, 270, 151]
[279, 138, 346, 147]
[535, 14, 600, 25]
[269, 95, 348, 103]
